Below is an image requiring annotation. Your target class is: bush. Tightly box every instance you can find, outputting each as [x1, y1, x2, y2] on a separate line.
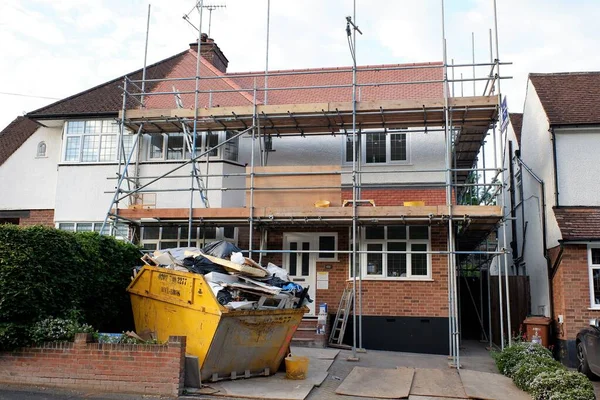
[493, 342, 554, 377]
[494, 342, 595, 400]
[512, 355, 565, 392]
[30, 315, 96, 344]
[0, 225, 141, 350]
[530, 369, 595, 400]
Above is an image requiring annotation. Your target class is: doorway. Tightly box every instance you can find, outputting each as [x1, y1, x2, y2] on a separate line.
[283, 233, 317, 315]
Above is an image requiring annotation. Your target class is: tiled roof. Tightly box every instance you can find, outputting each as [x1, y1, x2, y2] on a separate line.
[509, 113, 522, 145]
[554, 207, 600, 241]
[0, 117, 42, 166]
[227, 62, 443, 105]
[530, 72, 600, 126]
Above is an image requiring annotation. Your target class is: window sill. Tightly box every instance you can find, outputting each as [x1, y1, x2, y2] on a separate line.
[587, 307, 600, 311]
[347, 277, 434, 282]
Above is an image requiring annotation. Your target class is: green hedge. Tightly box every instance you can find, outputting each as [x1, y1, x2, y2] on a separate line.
[0, 225, 141, 350]
[493, 342, 595, 400]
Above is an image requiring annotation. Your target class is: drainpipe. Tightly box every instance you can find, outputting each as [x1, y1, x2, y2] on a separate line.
[550, 127, 559, 207]
[508, 141, 519, 273]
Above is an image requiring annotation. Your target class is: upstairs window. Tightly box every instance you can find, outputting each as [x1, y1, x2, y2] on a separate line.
[344, 131, 409, 164]
[63, 120, 132, 163]
[146, 130, 238, 162]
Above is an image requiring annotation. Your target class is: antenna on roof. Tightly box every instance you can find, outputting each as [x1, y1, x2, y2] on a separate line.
[202, 4, 226, 38]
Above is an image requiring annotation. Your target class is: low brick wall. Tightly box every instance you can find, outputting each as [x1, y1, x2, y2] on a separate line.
[0, 333, 186, 397]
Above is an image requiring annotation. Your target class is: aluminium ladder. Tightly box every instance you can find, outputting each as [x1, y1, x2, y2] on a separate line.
[328, 282, 354, 347]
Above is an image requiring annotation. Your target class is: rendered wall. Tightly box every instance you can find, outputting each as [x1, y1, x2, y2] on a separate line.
[519, 80, 554, 316]
[0, 125, 60, 211]
[554, 128, 600, 206]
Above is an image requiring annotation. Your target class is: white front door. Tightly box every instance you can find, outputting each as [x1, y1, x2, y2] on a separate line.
[283, 233, 316, 315]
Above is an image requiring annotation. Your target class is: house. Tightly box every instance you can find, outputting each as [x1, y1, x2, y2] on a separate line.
[511, 71, 600, 365]
[0, 35, 503, 356]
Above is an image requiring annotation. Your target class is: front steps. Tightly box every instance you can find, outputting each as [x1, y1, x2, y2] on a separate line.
[291, 317, 328, 348]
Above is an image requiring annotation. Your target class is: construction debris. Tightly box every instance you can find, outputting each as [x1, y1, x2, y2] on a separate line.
[140, 240, 312, 310]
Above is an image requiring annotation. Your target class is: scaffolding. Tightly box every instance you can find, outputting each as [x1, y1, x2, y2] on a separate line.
[102, 0, 514, 366]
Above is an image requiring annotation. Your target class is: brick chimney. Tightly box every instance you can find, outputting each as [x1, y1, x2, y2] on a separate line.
[190, 33, 229, 73]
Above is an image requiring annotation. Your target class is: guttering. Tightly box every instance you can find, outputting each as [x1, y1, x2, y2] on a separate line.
[26, 111, 118, 120]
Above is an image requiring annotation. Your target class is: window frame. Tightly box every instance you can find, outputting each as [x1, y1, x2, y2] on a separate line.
[61, 120, 130, 163]
[355, 225, 431, 280]
[316, 233, 338, 262]
[139, 225, 237, 251]
[343, 130, 411, 165]
[145, 130, 239, 162]
[588, 245, 600, 309]
[57, 221, 129, 240]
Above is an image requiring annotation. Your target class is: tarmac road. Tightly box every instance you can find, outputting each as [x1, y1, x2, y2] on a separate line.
[0, 386, 163, 400]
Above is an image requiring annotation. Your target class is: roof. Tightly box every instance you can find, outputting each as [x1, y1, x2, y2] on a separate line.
[509, 113, 522, 145]
[554, 207, 600, 241]
[530, 72, 600, 126]
[0, 117, 42, 166]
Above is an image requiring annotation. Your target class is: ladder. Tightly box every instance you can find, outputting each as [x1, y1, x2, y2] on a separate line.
[174, 87, 209, 208]
[328, 282, 354, 347]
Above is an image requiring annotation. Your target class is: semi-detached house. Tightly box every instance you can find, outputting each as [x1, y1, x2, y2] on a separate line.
[0, 36, 502, 355]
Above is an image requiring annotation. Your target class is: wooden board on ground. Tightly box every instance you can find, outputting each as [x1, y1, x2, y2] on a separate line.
[408, 396, 467, 400]
[335, 366, 414, 399]
[290, 347, 340, 360]
[459, 370, 531, 400]
[209, 371, 327, 400]
[409, 368, 467, 399]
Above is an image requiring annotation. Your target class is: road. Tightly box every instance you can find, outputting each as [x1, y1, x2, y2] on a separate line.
[0, 387, 161, 400]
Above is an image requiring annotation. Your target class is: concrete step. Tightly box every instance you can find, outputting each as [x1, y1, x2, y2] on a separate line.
[291, 337, 327, 348]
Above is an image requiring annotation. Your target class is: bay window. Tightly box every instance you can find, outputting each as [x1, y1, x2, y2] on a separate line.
[589, 246, 600, 308]
[146, 130, 238, 162]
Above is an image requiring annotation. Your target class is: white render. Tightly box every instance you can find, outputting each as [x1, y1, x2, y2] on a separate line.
[554, 127, 600, 206]
[0, 125, 60, 210]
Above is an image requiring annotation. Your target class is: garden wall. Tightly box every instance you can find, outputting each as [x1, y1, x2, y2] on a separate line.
[0, 333, 186, 397]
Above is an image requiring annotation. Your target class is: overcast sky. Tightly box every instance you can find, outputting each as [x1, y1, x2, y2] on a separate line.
[1, 0, 599, 129]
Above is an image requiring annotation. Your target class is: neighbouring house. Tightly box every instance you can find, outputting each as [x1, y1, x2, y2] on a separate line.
[0, 34, 502, 355]
[511, 71, 600, 366]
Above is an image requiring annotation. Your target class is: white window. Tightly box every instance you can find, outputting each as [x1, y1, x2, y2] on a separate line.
[57, 221, 129, 240]
[317, 233, 338, 261]
[146, 130, 238, 162]
[62, 120, 131, 163]
[140, 225, 237, 251]
[344, 131, 409, 164]
[589, 246, 600, 308]
[36, 141, 47, 157]
[358, 225, 430, 279]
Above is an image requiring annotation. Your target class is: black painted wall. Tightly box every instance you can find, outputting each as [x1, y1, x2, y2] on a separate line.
[340, 315, 450, 355]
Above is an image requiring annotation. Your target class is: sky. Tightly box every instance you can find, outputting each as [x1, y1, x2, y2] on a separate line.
[1, 0, 600, 130]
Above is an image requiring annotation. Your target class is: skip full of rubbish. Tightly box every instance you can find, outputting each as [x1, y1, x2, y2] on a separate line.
[139, 240, 312, 311]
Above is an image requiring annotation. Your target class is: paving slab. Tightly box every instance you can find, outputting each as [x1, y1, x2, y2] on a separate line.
[408, 368, 467, 399]
[459, 370, 531, 400]
[209, 372, 322, 400]
[408, 396, 467, 400]
[335, 366, 415, 399]
[290, 346, 340, 360]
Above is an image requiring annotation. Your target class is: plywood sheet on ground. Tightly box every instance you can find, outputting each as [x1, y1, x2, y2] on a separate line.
[409, 368, 467, 398]
[290, 346, 340, 360]
[335, 366, 414, 399]
[209, 371, 327, 400]
[459, 370, 531, 400]
[408, 396, 467, 400]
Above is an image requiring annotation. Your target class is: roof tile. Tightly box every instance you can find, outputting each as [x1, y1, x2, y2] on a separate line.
[0, 117, 42, 166]
[554, 207, 600, 240]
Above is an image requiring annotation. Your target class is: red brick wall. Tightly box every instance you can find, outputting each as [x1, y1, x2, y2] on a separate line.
[19, 209, 55, 227]
[0, 334, 186, 397]
[552, 245, 600, 340]
[341, 187, 453, 206]
[239, 225, 449, 318]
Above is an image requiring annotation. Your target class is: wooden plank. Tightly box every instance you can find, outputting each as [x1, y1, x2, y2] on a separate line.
[335, 366, 415, 399]
[409, 368, 467, 399]
[459, 370, 531, 400]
